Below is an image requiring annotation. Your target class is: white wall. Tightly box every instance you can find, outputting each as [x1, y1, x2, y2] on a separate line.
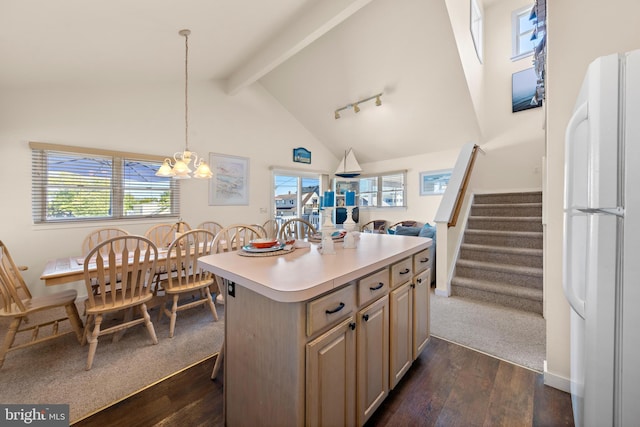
[0, 79, 336, 298]
[545, 0, 640, 389]
[444, 0, 485, 135]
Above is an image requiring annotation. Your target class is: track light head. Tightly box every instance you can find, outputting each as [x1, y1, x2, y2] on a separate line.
[375, 95, 382, 106]
[334, 110, 341, 120]
[353, 103, 360, 113]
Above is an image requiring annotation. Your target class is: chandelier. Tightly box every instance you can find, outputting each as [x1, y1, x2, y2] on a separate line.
[156, 29, 212, 179]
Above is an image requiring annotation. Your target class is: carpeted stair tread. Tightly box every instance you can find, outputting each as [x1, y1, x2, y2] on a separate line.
[451, 276, 543, 302]
[468, 215, 543, 222]
[464, 229, 543, 238]
[460, 243, 543, 257]
[473, 192, 542, 204]
[471, 202, 542, 208]
[456, 259, 542, 277]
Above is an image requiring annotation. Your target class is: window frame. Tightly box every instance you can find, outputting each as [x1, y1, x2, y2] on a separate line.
[358, 170, 407, 208]
[271, 168, 326, 228]
[511, 5, 535, 61]
[470, 0, 483, 64]
[30, 142, 180, 224]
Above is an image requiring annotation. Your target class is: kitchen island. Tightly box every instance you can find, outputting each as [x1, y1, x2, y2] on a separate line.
[198, 233, 432, 426]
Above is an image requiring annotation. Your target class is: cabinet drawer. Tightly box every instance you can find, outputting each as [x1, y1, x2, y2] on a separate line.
[413, 248, 432, 274]
[358, 268, 389, 307]
[307, 284, 356, 337]
[390, 257, 413, 288]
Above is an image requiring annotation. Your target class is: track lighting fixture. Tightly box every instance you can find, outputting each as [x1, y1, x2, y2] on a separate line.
[334, 92, 383, 119]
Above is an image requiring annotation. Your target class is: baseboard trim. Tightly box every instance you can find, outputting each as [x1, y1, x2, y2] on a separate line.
[434, 288, 449, 297]
[543, 360, 571, 393]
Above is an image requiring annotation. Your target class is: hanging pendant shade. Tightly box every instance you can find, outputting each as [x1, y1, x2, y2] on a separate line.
[334, 148, 362, 178]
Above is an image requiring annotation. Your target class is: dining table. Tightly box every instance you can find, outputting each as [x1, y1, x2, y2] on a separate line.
[40, 247, 175, 286]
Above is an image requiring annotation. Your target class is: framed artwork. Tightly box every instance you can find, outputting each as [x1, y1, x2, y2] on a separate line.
[293, 147, 311, 164]
[420, 169, 452, 196]
[208, 153, 249, 206]
[512, 67, 543, 113]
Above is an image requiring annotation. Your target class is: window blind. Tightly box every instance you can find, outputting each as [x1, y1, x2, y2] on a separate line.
[30, 142, 180, 224]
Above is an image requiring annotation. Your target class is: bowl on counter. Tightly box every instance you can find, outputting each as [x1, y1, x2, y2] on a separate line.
[249, 238, 279, 249]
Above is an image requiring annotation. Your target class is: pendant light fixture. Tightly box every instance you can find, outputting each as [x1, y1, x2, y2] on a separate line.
[156, 29, 212, 179]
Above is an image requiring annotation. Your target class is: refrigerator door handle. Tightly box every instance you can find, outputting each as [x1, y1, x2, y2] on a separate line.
[563, 211, 586, 319]
[564, 102, 589, 210]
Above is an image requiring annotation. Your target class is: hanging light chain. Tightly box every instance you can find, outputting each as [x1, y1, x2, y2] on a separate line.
[183, 29, 190, 152]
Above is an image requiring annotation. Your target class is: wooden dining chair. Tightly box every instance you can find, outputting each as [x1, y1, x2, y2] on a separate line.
[81, 227, 130, 257]
[278, 218, 317, 241]
[145, 221, 192, 250]
[212, 224, 265, 253]
[251, 223, 268, 239]
[0, 240, 83, 369]
[159, 229, 219, 338]
[196, 221, 224, 236]
[82, 227, 131, 295]
[82, 235, 159, 370]
[360, 219, 388, 234]
[262, 219, 280, 240]
[144, 222, 193, 292]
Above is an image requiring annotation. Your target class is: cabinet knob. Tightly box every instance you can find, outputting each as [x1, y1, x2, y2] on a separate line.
[363, 314, 370, 322]
[417, 278, 422, 284]
[349, 322, 356, 330]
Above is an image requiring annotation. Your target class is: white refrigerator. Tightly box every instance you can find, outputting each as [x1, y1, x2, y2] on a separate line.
[563, 49, 640, 427]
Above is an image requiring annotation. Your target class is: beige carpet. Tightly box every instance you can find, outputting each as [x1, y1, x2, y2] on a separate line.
[0, 301, 224, 423]
[430, 288, 545, 372]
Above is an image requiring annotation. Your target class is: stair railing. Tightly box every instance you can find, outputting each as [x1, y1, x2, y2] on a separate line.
[434, 142, 482, 227]
[448, 144, 481, 227]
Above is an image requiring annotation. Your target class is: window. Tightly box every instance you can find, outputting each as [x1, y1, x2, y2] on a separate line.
[30, 142, 179, 224]
[273, 170, 323, 229]
[470, 0, 483, 63]
[511, 5, 542, 60]
[358, 171, 406, 208]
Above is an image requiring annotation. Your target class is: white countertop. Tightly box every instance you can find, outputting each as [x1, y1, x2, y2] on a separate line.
[198, 233, 431, 303]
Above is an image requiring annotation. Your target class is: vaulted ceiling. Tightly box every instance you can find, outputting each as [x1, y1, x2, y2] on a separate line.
[1, 0, 480, 163]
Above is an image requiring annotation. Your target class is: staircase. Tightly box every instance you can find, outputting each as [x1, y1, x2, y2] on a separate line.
[451, 191, 543, 314]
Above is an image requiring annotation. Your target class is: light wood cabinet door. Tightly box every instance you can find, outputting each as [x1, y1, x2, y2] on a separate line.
[413, 269, 431, 359]
[389, 281, 413, 389]
[306, 316, 357, 427]
[357, 295, 389, 426]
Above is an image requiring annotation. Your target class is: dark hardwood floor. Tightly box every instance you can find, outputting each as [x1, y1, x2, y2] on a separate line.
[73, 336, 574, 427]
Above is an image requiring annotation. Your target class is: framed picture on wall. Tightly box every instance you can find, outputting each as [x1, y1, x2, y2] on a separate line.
[208, 153, 249, 206]
[419, 169, 452, 196]
[512, 67, 543, 113]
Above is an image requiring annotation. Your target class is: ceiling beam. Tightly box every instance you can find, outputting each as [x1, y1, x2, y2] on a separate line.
[226, 0, 373, 95]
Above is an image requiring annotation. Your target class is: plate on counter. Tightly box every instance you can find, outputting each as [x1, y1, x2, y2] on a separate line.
[241, 243, 286, 253]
